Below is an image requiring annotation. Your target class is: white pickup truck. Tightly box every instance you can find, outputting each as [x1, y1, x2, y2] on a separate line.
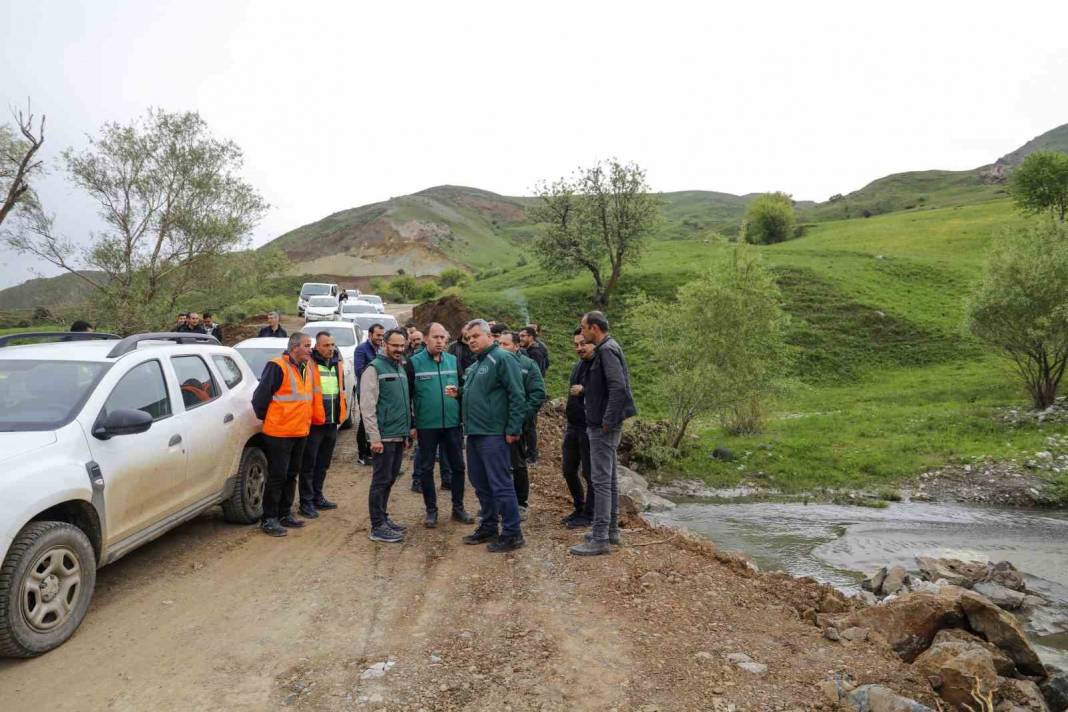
[0, 332, 266, 657]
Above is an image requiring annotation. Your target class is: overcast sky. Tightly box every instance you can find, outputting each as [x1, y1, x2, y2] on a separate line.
[2, 0, 1067, 287]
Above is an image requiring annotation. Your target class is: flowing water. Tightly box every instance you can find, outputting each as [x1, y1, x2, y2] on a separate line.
[650, 500, 1068, 669]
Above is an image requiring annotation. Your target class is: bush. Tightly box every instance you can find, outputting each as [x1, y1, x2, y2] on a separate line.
[220, 295, 289, 324]
[437, 268, 471, 289]
[743, 192, 796, 244]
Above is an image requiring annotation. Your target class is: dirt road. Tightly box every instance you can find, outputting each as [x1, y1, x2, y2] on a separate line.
[0, 418, 932, 711]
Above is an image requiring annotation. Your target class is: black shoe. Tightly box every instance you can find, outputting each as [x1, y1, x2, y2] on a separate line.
[386, 517, 407, 532]
[299, 505, 320, 519]
[560, 511, 582, 525]
[526, 456, 538, 465]
[261, 518, 287, 537]
[440, 480, 452, 491]
[565, 516, 592, 529]
[356, 457, 370, 466]
[487, 535, 525, 553]
[463, 528, 498, 545]
[279, 514, 305, 528]
[425, 511, 438, 528]
[451, 509, 475, 524]
[369, 525, 404, 543]
[314, 497, 338, 510]
[410, 479, 422, 492]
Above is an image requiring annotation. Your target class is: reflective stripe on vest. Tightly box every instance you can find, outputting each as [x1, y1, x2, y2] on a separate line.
[264, 356, 313, 437]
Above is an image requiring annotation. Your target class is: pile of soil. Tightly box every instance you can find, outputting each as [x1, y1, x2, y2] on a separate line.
[411, 296, 474, 337]
[222, 314, 269, 346]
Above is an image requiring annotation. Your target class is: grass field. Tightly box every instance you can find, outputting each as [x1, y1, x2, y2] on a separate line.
[462, 198, 1068, 493]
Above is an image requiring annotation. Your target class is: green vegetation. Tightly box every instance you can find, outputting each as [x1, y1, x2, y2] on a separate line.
[1009, 151, 1068, 221]
[464, 198, 1068, 493]
[743, 192, 797, 244]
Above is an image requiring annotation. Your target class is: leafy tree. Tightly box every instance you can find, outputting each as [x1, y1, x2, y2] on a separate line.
[631, 245, 790, 447]
[6, 109, 267, 333]
[1010, 151, 1068, 222]
[530, 159, 661, 306]
[968, 220, 1068, 409]
[742, 192, 796, 244]
[0, 103, 45, 232]
[437, 267, 471, 289]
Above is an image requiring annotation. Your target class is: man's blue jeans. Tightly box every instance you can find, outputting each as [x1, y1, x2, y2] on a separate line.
[466, 434, 521, 537]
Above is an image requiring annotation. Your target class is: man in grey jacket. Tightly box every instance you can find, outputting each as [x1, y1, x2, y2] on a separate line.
[570, 311, 637, 556]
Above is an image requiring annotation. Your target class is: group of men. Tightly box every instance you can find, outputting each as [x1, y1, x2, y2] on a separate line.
[251, 309, 635, 557]
[174, 311, 224, 340]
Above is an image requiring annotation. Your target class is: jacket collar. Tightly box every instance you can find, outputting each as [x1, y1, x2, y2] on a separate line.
[312, 349, 339, 368]
[476, 342, 500, 361]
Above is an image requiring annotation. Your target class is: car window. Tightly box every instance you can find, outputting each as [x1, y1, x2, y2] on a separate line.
[317, 326, 356, 347]
[301, 284, 331, 297]
[235, 348, 281, 380]
[0, 360, 111, 431]
[171, 355, 220, 409]
[212, 355, 243, 388]
[308, 296, 337, 307]
[104, 360, 171, 421]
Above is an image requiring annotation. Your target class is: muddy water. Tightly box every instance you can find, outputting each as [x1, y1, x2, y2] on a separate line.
[650, 500, 1068, 669]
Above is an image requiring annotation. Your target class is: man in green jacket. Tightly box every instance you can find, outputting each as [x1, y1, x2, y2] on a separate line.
[360, 328, 412, 544]
[498, 331, 546, 519]
[459, 318, 527, 552]
[408, 322, 475, 528]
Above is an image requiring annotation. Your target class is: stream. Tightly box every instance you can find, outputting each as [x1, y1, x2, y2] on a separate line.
[649, 500, 1068, 670]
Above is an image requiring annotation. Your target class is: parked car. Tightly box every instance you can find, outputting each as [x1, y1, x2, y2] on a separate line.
[359, 294, 385, 313]
[303, 295, 340, 322]
[347, 313, 400, 342]
[233, 331, 358, 429]
[339, 301, 379, 321]
[344, 289, 360, 300]
[0, 332, 265, 657]
[297, 282, 338, 316]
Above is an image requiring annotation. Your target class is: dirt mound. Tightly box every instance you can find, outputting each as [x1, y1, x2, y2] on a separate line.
[222, 314, 269, 346]
[411, 295, 474, 336]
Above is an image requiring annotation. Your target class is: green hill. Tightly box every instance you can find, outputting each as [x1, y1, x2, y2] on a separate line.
[0, 271, 106, 310]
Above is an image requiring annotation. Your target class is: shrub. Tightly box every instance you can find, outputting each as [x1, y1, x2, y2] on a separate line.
[743, 192, 797, 244]
[437, 268, 471, 289]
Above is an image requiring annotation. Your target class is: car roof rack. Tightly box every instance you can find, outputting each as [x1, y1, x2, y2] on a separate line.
[0, 331, 121, 348]
[106, 332, 221, 358]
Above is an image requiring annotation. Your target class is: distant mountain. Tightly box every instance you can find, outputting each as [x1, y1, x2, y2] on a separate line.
[803, 122, 1068, 221]
[0, 271, 104, 310]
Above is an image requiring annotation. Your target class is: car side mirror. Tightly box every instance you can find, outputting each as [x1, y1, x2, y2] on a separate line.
[93, 408, 153, 440]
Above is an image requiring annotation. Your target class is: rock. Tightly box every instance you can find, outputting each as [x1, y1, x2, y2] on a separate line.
[824, 626, 842, 641]
[726, 652, 752, 664]
[857, 591, 879, 606]
[1021, 595, 1048, 609]
[737, 661, 768, 674]
[360, 661, 395, 679]
[998, 677, 1050, 712]
[821, 674, 858, 704]
[928, 628, 1016, 676]
[864, 567, 888, 593]
[841, 627, 870, 642]
[820, 591, 853, 613]
[916, 556, 988, 588]
[847, 684, 936, 712]
[830, 588, 967, 662]
[882, 566, 910, 595]
[959, 591, 1045, 676]
[973, 581, 1026, 610]
[1040, 672, 1068, 711]
[619, 466, 676, 514]
[915, 642, 999, 709]
[986, 561, 1026, 592]
[711, 447, 735, 461]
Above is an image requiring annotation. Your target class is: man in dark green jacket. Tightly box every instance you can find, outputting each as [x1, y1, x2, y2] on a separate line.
[499, 331, 546, 519]
[459, 319, 527, 552]
[409, 323, 475, 528]
[360, 328, 412, 544]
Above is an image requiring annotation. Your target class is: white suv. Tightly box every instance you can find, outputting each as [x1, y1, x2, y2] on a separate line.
[0, 332, 266, 657]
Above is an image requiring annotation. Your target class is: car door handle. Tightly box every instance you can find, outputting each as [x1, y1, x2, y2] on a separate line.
[169, 434, 182, 447]
[223, 413, 234, 424]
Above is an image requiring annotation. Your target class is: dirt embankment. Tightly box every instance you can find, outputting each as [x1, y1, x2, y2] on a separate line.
[0, 409, 934, 711]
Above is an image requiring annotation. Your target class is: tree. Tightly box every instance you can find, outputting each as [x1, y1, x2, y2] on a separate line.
[742, 192, 796, 244]
[967, 220, 1068, 409]
[0, 102, 45, 231]
[6, 109, 267, 333]
[437, 267, 471, 289]
[631, 245, 790, 447]
[1010, 151, 1068, 222]
[530, 159, 661, 306]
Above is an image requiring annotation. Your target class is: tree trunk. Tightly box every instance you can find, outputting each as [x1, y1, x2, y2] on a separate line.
[670, 415, 693, 450]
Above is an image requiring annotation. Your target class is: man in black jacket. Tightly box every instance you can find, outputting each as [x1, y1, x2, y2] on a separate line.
[570, 311, 637, 556]
[202, 312, 223, 341]
[561, 328, 595, 528]
[518, 325, 548, 464]
[258, 311, 288, 338]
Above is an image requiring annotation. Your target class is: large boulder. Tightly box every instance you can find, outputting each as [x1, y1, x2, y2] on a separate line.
[987, 561, 1027, 592]
[915, 641, 1000, 709]
[928, 629, 1016, 676]
[916, 557, 989, 588]
[997, 677, 1051, 712]
[618, 466, 676, 514]
[847, 685, 936, 712]
[973, 581, 1026, 611]
[882, 566, 911, 595]
[1040, 671, 1068, 712]
[832, 588, 967, 662]
[959, 591, 1045, 676]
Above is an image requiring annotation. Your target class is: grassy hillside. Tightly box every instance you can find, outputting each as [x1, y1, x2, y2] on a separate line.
[461, 199, 1064, 492]
[0, 271, 106, 310]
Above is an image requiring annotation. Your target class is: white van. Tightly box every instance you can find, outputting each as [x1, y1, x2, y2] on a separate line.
[297, 282, 338, 316]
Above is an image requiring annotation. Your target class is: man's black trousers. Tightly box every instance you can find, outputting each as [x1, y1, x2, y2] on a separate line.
[416, 427, 466, 514]
[562, 425, 594, 517]
[510, 423, 530, 509]
[262, 434, 307, 521]
[368, 441, 405, 529]
[299, 423, 338, 509]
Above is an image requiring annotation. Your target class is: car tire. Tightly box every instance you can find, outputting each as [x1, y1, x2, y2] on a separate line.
[340, 387, 356, 430]
[222, 447, 268, 524]
[0, 521, 97, 658]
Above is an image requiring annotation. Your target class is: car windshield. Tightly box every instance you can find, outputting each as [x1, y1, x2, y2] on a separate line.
[308, 296, 337, 307]
[301, 284, 331, 298]
[315, 326, 356, 347]
[0, 360, 111, 431]
[235, 348, 284, 379]
[352, 315, 397, 331]
[342, 302, 376, 314]
[363, 295, 383, 305]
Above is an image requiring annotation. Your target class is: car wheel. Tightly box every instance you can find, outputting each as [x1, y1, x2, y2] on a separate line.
[340, 388, 356, 430]
[0, 521, 97, 657]
[222, 447, 268, 524]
